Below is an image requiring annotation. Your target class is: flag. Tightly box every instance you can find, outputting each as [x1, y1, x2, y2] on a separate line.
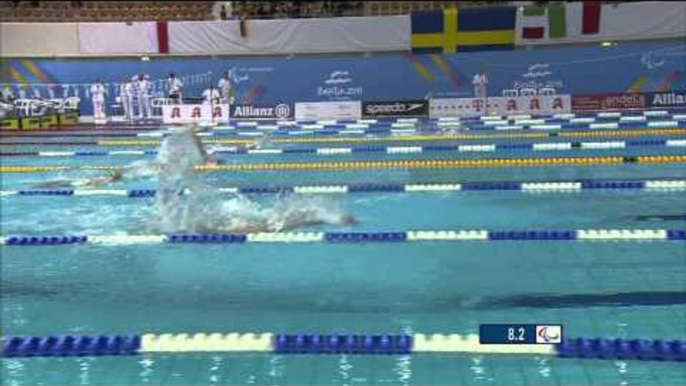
[517, 2, 601, 43]
[411, 6, 516, 54]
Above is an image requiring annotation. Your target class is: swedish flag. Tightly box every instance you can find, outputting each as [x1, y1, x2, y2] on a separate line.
[411, 6, 516, 53]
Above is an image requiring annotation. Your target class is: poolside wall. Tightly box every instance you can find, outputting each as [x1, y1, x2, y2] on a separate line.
[2, 40, 685, 116]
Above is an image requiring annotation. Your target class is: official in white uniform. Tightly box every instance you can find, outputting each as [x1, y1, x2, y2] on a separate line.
[119, 77, 134, 121]
[90, 79, 107, 121]
[136, 74, 152, 119]
[167, 73, 183, 104]
[218, 72, 232, 104]
[472, 70, 488, 99]
[202, 86, 221, 106]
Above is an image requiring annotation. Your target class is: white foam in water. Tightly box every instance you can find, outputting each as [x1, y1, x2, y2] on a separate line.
[152, 128, 351, 234]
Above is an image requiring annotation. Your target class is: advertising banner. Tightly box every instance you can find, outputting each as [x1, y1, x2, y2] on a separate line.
[162, 104, 230, 124]
[294, 101, 362, 120]
[362, 100, 429, 118]
[230, 103, 293, 119]
[571, 93, 646, 111]
[646, 91, 686, 109]
[430, 95, 571, 118]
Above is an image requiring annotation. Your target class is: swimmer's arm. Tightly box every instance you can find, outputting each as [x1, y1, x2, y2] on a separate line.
[31, 180, 71, 189]
[190, 130, 209, 160]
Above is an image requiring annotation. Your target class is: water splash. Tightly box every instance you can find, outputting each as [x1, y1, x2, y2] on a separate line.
[151, 127, 351, 233]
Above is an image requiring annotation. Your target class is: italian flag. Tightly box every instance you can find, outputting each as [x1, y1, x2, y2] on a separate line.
[519, 2, 601, 41]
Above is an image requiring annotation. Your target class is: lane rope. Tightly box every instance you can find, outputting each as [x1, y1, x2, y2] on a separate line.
[2, 155, 685, 173]
[3, 179, 686, 198]
[1, 229, 685, 246]
[3, 119, 685, 138]
[3, 129, 686, 147]
[2, 333, 684, 361]
[2, 139, 685, 158]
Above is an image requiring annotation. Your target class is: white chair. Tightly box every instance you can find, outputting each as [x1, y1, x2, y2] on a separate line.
[520, 88, 537, 97]
[64, 97, 81, 111]
[48, 99, 65, 112]
[538, 87, 556, 96]
[502, 89, 518, 97]
[150, 97, 174, 117]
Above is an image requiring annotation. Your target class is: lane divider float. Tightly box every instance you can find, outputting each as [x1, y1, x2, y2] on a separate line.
[3, 179, 686, 198]
[2, 155, 685, 173]
[2, 333, 684, 362]
[4, 129, 686, 147]
[1, 229, 685, 246]
[3, 139, 686, 158]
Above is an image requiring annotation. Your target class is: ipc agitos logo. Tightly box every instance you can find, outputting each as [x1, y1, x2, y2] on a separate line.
[535, 325, 562, 344]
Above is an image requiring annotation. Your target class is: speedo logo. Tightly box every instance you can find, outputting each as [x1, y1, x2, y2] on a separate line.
[366, 103, 424, 115]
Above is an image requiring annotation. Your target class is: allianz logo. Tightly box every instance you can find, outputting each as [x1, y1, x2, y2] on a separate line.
[233, 104, 290, 118]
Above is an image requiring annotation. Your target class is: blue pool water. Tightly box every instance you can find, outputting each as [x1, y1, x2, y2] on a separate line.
[1, 126, 686, 385]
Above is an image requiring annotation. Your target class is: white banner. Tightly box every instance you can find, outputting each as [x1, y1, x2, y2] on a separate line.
[429, 95, 571, 118]
[78, 22, 158, 54]
[169, 16, 410, 54]
[294, 101, 362, 120]
[0, 23, 81, 56]
[162, 104, 230, 124]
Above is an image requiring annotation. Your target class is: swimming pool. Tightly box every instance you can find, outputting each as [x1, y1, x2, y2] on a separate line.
[2, 114, 685, 385]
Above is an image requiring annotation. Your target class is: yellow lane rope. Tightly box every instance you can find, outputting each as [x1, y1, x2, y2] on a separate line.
[2, 155, 685, 173]
[93, 129, 686, 146]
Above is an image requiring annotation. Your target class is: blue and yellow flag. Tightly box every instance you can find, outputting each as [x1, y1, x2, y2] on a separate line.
[411, 6, 516, 53]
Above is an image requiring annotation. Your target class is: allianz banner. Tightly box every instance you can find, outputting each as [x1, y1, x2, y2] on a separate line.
[430, 95, 571, 118]
[230, 103, 293, 119]
[362, 100, 429, 118]
[162, 104, 230, 124]
[647, 91, 686, 109]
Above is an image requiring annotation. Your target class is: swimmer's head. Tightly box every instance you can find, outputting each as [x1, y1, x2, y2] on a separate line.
[341, 215, 358, 225]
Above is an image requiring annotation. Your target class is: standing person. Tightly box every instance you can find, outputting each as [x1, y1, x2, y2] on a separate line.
[472, 68, 488, 99]
[136, 74, 152, 120]
[167, 73, 184, 104]
[202, 86, 221, 106]
[119, 77, 134, 122]
[90, 79, 107, 122]
[217, 72, 232, 104]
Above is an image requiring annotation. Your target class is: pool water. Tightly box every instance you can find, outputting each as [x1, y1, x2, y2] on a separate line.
[1, 125, 686, 385]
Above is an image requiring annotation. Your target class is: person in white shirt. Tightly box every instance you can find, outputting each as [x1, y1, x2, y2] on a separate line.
[472, 69, 488, 99]
[136, 74, 152, 119]
[167, 73, 183, 104]
[218, 72, 232, 104]
[119, 77, 134, 121]
[90, 79, 107, 121]
[202, 86, 221, 105]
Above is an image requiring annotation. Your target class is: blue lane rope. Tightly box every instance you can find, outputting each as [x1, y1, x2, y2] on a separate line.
[4, 138, 685, 158]
[3, 179, 685, 198]
[2, 333, 684, 361]
[1, 230, 685, 246]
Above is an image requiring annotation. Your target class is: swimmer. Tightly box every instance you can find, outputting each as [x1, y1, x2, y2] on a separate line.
[632, 214, 686, 221]
[200, 214, 358, 234]
[31, 170, 123, 189]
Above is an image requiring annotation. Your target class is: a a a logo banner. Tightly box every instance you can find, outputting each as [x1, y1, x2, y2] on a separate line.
[162, 104, 230, 124]
[430, 95, 571, 118]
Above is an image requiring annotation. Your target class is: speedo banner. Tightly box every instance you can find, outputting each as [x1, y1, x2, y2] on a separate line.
[362, 100, 429, 118]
